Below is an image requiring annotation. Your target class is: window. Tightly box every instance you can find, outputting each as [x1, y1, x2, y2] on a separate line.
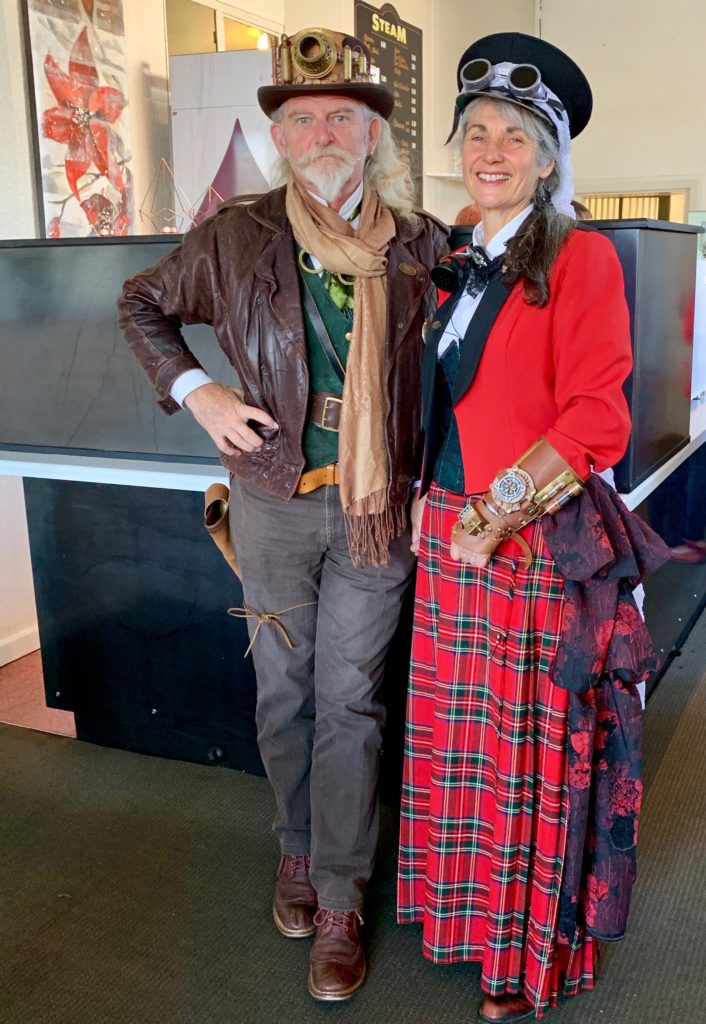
[165, 0, 275, 57]
[580, 192, 686, 223]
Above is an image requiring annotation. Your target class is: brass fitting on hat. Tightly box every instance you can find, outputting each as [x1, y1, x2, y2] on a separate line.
[273, 28, 374, 89]
[279, 34, 293, 83]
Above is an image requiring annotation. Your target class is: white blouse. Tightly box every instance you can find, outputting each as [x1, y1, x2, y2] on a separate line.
[437, 204, 532, 359]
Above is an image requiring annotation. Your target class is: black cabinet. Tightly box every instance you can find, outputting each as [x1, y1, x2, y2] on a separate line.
[590, 219, 699, 492]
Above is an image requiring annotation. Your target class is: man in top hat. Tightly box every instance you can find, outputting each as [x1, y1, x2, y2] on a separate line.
[118, 27, 447, 1001]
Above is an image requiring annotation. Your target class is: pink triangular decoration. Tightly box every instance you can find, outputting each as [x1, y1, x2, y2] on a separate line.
[194, 118, 269, 224]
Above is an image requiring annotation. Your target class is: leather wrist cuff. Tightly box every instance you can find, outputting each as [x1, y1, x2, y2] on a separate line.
[451, 438, 584, 570]
[487, 437, 584, 525]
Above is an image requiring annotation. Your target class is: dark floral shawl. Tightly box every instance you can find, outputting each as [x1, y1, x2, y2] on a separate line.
[542, 476, 670, 943]
[543, 474, 670, 694]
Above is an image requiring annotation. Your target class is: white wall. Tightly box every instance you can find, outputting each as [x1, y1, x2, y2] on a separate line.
[0, 479, 38, 667]
[6, 0, 706, 226]
[540, 0, 706, 209]
[0, 0, 38, 239]
[0, 1, 40, 663]
[122, 0, 171, 235]
[422, 0, 535, 224]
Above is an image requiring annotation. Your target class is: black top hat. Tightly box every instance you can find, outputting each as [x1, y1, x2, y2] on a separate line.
[453, 32, 592, 139]
[258, 28, 394, 120]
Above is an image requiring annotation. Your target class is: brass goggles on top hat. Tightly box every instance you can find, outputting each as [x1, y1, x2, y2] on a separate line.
[278, 28, 369, 85]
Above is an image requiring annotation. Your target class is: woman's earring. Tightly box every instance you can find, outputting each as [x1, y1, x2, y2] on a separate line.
[533, 179, 551, 209]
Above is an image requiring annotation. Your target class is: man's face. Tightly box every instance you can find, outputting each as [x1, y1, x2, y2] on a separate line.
[271, 95, 381, 207]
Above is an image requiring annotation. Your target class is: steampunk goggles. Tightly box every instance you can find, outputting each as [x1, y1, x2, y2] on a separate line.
[459, 59, 549, 101]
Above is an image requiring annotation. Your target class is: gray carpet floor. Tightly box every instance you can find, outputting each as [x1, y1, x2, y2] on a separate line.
[1, 615, 705, 1024]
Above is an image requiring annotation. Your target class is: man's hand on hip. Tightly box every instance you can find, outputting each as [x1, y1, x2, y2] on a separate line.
[184, 382, 278, 455]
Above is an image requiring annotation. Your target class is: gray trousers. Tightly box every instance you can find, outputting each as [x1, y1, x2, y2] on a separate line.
[229, 477, 415, 910]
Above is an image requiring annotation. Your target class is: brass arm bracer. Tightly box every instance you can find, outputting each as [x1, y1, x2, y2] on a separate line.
[451, 437, 584, 568]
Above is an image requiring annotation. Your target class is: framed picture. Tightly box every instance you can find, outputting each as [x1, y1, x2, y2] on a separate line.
[21, 0, 134, 237]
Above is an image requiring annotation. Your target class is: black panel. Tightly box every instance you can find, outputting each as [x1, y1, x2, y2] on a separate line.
[24, 478, 263, 773]
[639, 441, 706, 694]
[22, 476, 415, 785]
[590, 220, 699, 492]
[0, 237, 227, 462]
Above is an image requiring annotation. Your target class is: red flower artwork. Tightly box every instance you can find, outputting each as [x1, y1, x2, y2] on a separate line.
[42, 27, 126, 200]
[80, 192, 129, 236]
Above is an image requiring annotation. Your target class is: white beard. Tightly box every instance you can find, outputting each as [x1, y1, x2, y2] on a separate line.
[289, 146, 359, 203]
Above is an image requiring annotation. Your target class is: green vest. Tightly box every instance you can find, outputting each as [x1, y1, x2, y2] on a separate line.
[299, 265, 353, 471]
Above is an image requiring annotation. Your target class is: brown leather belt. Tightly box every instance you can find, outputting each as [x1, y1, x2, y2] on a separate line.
[296, 463, 340, 494]
[308, 392, 342, 432]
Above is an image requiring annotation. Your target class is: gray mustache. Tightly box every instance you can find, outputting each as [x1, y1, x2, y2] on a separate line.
[299, 146, 357, 168]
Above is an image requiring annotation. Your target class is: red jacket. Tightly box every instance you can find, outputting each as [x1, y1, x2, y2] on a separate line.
[451, 228, 632, 491]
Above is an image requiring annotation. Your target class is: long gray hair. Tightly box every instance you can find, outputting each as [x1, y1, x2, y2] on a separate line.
[458, 96, 574, 307]
[269, 103, 419, 227]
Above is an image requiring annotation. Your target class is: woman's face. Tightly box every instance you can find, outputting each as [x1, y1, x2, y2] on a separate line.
[461, 101, 555, 225]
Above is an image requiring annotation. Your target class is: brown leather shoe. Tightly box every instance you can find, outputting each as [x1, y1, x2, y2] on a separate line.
[308, 909, 366, 1001]
[478, 994, 535, 1023]
[272, 854, 317, 938]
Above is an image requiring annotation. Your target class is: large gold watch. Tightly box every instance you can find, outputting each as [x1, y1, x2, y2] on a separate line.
[489, 466, 537, 515]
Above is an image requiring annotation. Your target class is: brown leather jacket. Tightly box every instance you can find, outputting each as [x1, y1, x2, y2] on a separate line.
[118, 188, 448, 501]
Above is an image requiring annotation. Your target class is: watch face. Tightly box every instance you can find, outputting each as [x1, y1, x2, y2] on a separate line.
[491, 468, 533, 510]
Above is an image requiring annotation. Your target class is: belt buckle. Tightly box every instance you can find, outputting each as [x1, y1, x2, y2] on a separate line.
[320, 395, 342, 432]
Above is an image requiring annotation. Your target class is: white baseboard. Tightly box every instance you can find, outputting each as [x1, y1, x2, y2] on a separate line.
[0, 624, 40, 668]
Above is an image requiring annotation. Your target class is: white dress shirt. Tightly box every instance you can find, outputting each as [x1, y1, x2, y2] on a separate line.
[437, 204, 532, 359]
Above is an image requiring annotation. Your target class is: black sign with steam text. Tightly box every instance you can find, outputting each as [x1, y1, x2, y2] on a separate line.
[354, 2, 423, 204]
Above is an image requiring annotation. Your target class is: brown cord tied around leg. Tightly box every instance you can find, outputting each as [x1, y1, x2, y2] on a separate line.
[205, 483, 316, 657]
[227, 601, 317, 658]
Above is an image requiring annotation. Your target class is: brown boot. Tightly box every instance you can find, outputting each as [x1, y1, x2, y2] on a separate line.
[272, 854, 317, 938]
[308, 909, 366, 1001]
[478, 994, 535, 1023]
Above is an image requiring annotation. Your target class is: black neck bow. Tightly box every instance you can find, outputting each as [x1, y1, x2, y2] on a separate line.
[464, 245, 505, 298]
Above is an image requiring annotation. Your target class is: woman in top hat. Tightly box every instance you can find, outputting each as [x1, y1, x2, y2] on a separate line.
[397, 33, 667, 1021]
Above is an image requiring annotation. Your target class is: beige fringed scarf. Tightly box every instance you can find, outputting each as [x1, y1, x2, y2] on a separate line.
[286, 177, 407, 566]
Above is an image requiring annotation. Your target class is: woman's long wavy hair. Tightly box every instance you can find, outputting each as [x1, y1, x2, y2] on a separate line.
[270, 104, 420, 228]
[459, 97, 574, 306]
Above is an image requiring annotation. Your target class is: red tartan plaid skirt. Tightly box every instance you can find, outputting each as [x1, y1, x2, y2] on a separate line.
[397, 485, 596, 1016]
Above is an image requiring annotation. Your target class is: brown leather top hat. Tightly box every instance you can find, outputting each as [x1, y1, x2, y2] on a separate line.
[257, 28, 394, 120]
